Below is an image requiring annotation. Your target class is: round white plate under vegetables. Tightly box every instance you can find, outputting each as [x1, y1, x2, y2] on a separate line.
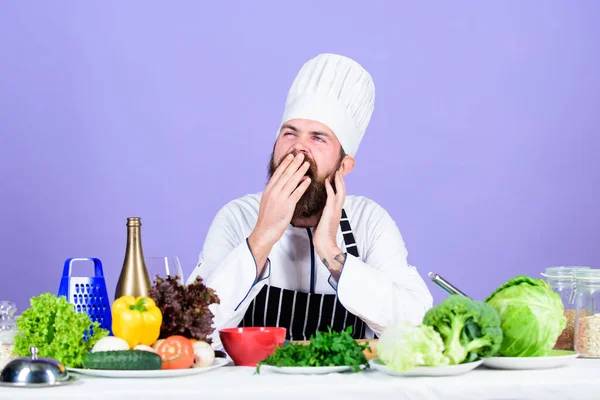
[369, 358, 483, 377]
[482, 350, 579, 370]
[68, 358, 229, 378]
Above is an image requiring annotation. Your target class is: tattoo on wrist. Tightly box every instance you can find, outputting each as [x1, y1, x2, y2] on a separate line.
[322, 252, 346, 282]
[333, 252, 346, 266]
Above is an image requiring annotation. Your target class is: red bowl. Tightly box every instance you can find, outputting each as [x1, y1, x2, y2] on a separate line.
[219, 327, 287, 366]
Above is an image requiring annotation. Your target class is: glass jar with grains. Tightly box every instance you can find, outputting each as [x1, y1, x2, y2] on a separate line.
[542, 266, 590, 351]
[0, 301, 18, 370]
[574, 269, 600, 358]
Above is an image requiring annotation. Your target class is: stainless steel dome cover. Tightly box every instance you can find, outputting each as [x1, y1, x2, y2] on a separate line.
[0, 346, 76, 387]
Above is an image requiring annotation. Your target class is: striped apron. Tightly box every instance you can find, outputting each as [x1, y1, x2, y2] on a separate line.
[239, 209, 367, 341]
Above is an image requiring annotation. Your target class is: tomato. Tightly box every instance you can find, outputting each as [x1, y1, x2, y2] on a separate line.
[155, 335, 195, 369]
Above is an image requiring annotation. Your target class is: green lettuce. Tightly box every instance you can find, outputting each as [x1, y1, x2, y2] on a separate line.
[485, 276, 566, 357]
[13, 293, 108, 367]
[377, 322, 449, 372]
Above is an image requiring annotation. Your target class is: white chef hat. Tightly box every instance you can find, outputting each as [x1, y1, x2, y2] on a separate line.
[278, 53, 375, 157]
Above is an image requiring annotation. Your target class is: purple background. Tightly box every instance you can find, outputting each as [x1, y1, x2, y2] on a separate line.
[1, 1, 599, 314]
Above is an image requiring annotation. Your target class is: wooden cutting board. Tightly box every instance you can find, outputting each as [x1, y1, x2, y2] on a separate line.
[291, 339, 379, 360]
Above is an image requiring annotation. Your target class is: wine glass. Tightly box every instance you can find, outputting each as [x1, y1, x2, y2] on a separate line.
[144, 257, 185, 285]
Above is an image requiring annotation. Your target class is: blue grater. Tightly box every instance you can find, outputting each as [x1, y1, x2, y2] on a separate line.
[58, 257, 113, 339]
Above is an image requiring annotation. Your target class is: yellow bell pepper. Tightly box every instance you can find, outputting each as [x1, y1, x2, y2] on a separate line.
[112, 296, 162, 348]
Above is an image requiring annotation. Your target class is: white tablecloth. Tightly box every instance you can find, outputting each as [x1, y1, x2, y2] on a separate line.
[1, 359, 598, 400]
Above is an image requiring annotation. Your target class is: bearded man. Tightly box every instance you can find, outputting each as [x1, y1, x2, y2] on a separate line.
[187, 53, 433, 351]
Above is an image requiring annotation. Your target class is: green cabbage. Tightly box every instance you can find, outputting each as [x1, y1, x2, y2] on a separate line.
[377, 322, 449, 372]
[485, 276, 566, 357]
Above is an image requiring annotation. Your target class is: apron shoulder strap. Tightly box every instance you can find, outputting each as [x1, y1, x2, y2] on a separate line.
[340, 209, 359, 258]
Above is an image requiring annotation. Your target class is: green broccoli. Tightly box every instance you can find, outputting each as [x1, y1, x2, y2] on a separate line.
[422, 295, 503, 364]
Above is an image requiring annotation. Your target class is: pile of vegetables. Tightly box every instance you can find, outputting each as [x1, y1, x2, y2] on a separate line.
[85, 274, 220, 371]
[86, 332, 210, 371]
[13, 274, 220, 371]
[378, 295, 502, 372]
[377, 274, 567, 373]
[256, 327, 370, 373]
[14, 273, 567, 374]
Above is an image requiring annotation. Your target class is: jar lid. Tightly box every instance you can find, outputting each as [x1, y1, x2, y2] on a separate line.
[574, 269, 600, 281]
[542, 266, 590, 279]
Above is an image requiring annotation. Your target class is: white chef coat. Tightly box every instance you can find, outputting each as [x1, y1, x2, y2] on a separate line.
[187, 192, 433, 350]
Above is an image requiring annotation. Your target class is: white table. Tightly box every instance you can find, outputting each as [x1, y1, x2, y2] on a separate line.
[1, 359, 598, 400]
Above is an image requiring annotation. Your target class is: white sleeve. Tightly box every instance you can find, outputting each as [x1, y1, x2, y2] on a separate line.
[186, 204, 270, 351]
[334, 205, 433, 335]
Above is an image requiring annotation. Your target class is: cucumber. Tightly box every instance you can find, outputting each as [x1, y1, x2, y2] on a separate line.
[82, 350, 162, 370]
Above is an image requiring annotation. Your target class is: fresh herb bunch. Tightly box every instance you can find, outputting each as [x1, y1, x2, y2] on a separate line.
[256, 327, 370, 373]
[149, 275, 220, 342]
[13, 293, 108, 368]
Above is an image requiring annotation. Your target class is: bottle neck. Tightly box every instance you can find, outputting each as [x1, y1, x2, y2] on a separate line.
[127, 226, 142, 246]
[126, 226, 146, 260]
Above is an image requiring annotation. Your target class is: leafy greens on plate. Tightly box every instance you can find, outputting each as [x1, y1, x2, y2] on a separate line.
[377, 322, 450, 372]
[256, 327, 369, 373]
[378, 295, 503, 373]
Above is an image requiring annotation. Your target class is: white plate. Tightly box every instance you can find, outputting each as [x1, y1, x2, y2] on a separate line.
[257, 365, 356, 375]
[369, 358, 483, 377]
[482, 350, 579, 370]
[67, 357, 229, 378]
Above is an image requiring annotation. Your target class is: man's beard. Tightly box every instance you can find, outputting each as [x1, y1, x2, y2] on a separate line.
[268, 151, 339, 220]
